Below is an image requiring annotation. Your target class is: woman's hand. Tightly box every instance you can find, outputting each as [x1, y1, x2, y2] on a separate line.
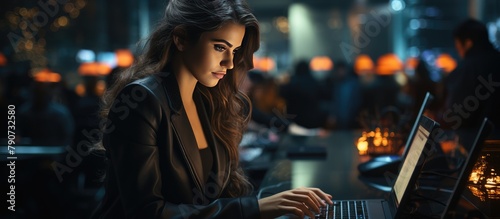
[258, 187, 333, 219]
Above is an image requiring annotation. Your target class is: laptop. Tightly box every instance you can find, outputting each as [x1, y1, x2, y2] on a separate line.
[440, 118, 493, 218]
[311, 115, 439, 219]
[358, 92, 434, 176]
[412, 118, 493, 218]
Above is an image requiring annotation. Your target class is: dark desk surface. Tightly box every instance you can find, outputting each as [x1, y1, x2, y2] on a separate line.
[257, 130, 484, 218]
[258, 130, 389, 200]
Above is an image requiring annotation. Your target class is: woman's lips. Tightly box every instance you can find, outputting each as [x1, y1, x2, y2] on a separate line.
[212, 72, 225, 79]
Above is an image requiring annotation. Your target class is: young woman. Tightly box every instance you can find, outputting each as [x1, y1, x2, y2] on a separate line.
[91, 0, 333, 218]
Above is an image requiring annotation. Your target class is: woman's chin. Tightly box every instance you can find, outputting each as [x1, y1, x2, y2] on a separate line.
[199, 80, 220, 88]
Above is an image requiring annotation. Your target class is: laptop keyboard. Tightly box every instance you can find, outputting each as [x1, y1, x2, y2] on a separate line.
[315, 200, 369, 219]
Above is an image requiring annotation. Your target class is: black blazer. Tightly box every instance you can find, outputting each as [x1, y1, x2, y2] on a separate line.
[91, 72, 260, 218]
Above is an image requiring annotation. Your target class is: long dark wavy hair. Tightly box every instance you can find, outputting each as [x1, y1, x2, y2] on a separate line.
[99, 0, 260, 197]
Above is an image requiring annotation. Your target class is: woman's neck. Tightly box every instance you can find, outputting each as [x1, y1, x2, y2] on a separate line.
[171, 60, 198, 106]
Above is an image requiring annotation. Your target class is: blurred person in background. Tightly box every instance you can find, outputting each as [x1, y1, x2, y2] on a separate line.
[327, 61, 362, 129]
[442, 18, 500, 130]
[72, 76, 102, 147]
[243, 70, 288, 132]
[3, 64, 32, 108]
[358, 64, 402, 130]
[17, 71, 74, 146]
[279, 59, 331, 129]
[408, 58, 439, 119]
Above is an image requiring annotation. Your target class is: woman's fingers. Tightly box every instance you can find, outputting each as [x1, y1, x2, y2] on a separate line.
[282, 199, 316, 219]
[294, 190, 322, 209]
[295, 187, 333, 206]
[287, 193, 320, 213]
[302, 187, 334, 205]
[309, 188, 334, 205]
[280, 205, 307, 219]
[308, 189, 325, 206]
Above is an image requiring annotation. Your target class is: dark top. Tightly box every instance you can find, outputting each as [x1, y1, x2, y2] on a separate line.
[199, 146, 213, 183]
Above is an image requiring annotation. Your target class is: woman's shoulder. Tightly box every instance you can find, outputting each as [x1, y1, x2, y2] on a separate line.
[115, 76, 158, 102]
[128, 73, 166, 90]
[110, 71, 177, 116]
[122, 72, 172, 98]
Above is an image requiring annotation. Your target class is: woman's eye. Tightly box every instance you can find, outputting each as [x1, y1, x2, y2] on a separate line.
[232, 49, 239, 54]
[214, 45, 226, 52]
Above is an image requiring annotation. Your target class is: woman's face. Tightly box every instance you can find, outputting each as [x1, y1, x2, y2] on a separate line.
[181, 22, 246, 87]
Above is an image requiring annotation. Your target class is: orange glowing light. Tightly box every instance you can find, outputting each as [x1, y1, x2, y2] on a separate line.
[33, 69, 61, 83]
[405, 57, 419, 70]
[435, 53, 457, 74]
[78, 62, 112, 76]
[253, 56, 275, 72]
[376, 53, 403, 75]
[115, 49, 134, 68]
[357, 139, 368, 155]
[354, 54, 374, 74]
[75, 83, 85, 97]
[310, 56, 333, 71]
[0, 53, 7, 66]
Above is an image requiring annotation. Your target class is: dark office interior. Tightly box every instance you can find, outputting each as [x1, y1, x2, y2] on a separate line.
[1, 0, 500, 218]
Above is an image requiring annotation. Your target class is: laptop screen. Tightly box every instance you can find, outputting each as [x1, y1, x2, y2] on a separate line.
[401, 92, 433, 159]
[393, 125, 431, 203]
[440, 118, 492, 218]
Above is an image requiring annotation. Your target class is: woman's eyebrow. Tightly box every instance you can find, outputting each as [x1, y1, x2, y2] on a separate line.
[211, 38, 234, 48]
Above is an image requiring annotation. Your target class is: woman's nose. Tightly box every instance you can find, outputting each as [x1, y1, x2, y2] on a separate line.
[221, 52, 234, 70]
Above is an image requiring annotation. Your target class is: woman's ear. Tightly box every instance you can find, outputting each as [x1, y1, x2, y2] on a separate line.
[173, 27, 187, 51]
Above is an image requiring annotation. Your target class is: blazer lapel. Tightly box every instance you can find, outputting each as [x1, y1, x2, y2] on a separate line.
[194, 88, 229, 196]
[160, 72, 205, 193]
